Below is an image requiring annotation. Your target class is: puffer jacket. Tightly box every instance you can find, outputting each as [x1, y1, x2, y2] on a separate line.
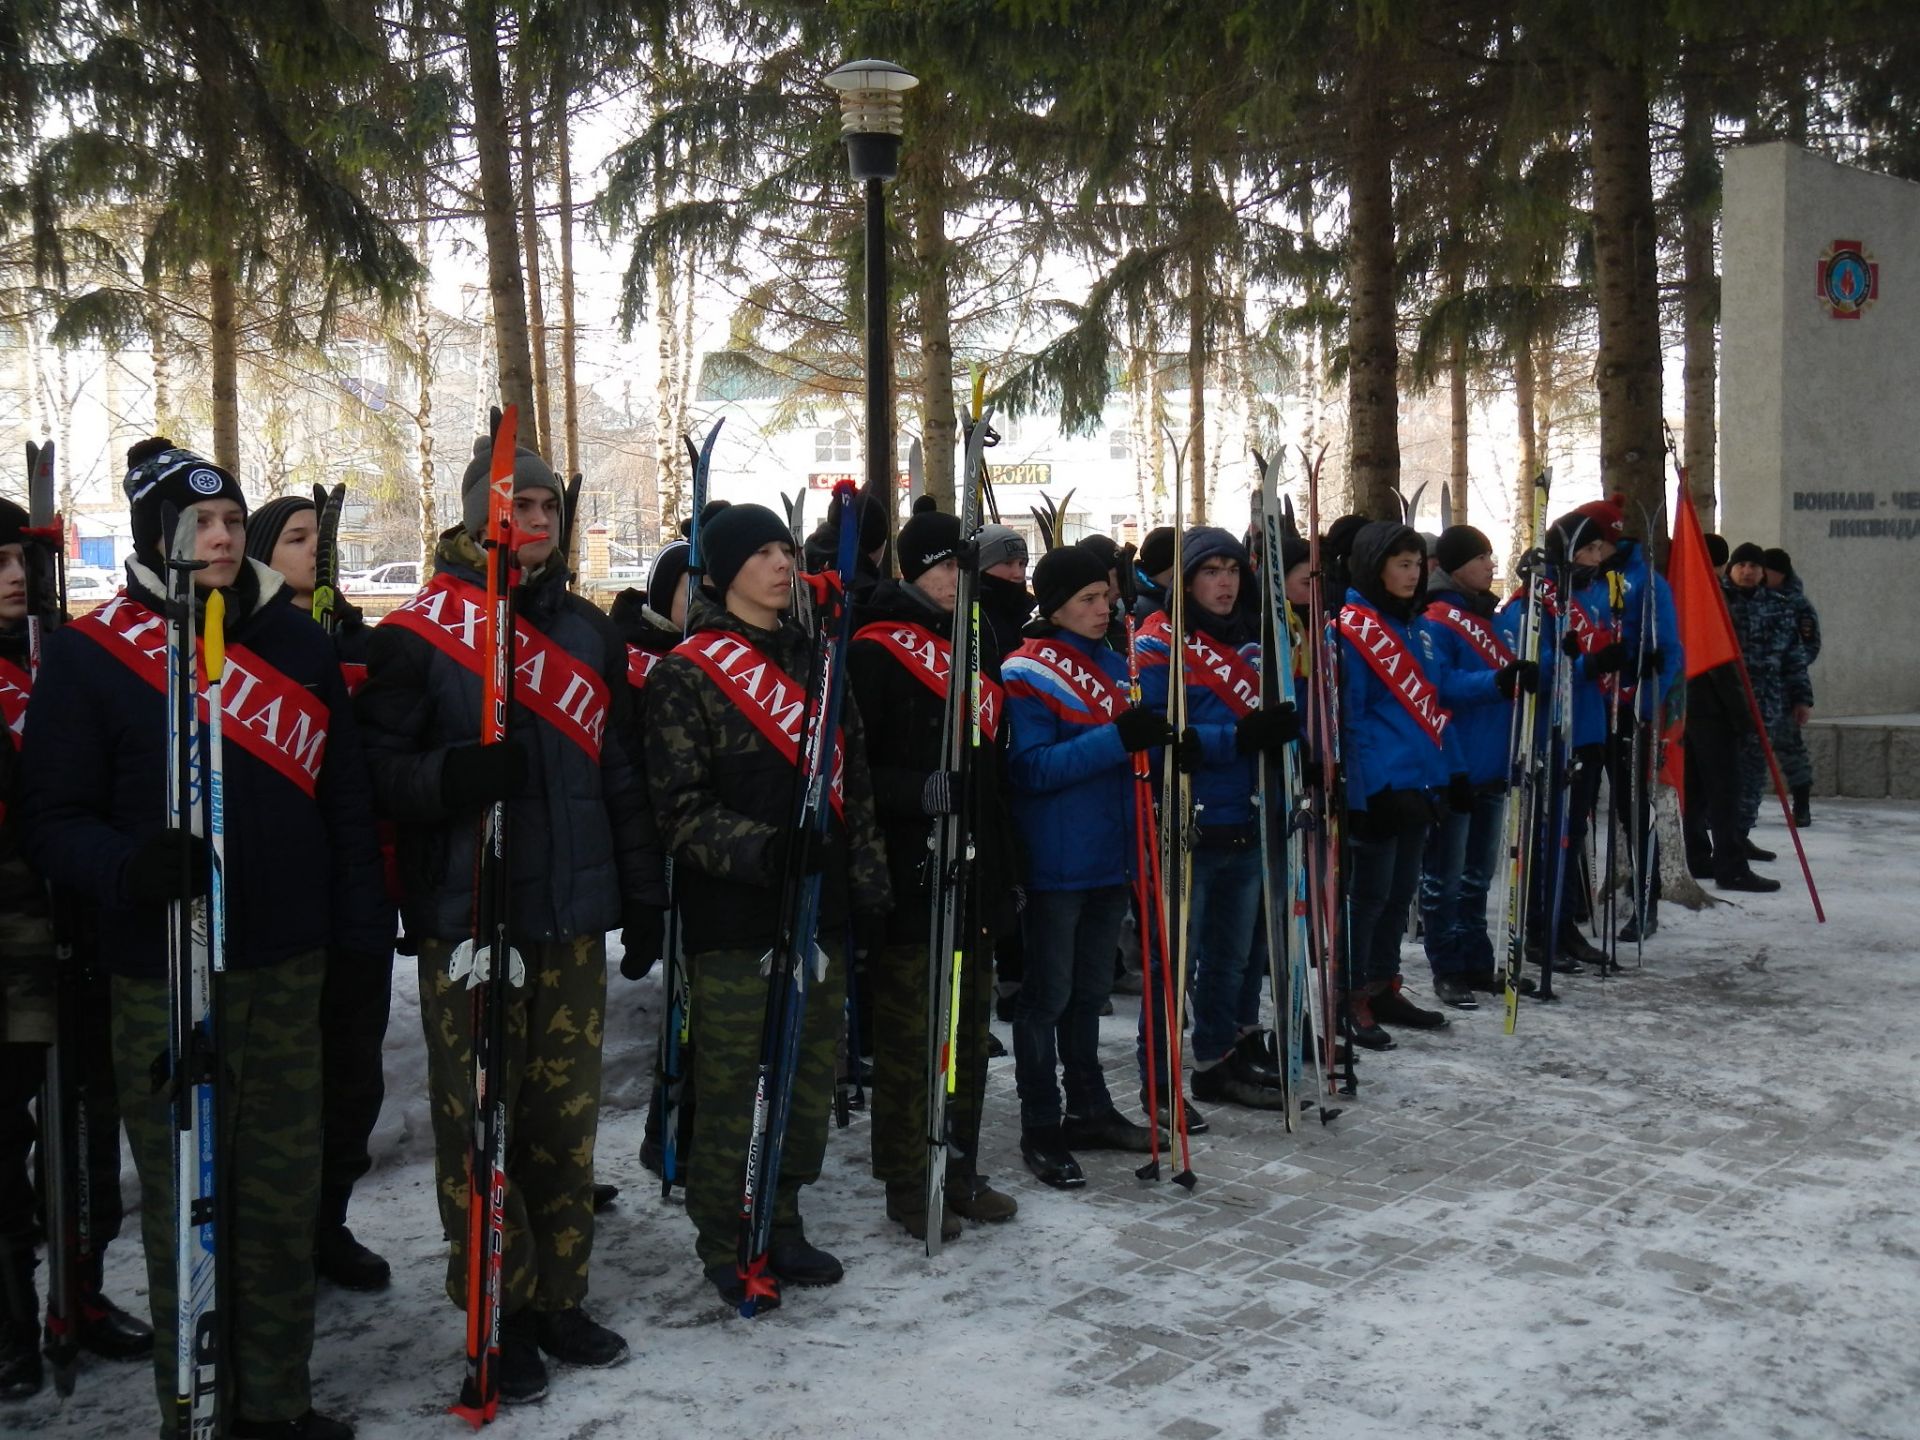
[1336, 522, 1453, 809]
[1134, 605, 1260, 832]
[643, 586, 890, 955]
[1723, 576, 1812, 725]
[23, 558, 387, 978]
[354, 528, 661, 946]
[1002, 625, 1134, 891]
[848, 578, 1022, 942]
[1419, 569, 1515, 788]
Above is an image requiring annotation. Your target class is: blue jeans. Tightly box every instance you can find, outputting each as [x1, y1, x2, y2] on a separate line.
[1014, 886, 1127, 1129]
[1419, 788, 1507, 976]
[1344, 826, 1428, 992]
[1134, 845, 1262, 1078]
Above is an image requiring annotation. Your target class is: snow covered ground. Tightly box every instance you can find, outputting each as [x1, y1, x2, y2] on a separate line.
[15, 799, 1919, 1440]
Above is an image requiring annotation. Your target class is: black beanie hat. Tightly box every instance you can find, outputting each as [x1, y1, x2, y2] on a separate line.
[1325, 514, 1368, 562]
[1435, 524, 1493, 575]
[1729, 541, 1767, 568]
[701, 503, 792, 600]
[1033, 545, 1112, 621]
[0, 498, 28, 550]
[1282, 533, 1310, 574]
[647, 539, 691, 614]
[1762, 546, 1793, 576]
[460, 434, 560, 539]
[1077, 533, 1120, 572]
[898, 509, 962, 582]
[1138, 526, 1176, 576]
[1704, 533, 1730, 567]
[124, 437, 249, 560]
[244, 494, 317, 567]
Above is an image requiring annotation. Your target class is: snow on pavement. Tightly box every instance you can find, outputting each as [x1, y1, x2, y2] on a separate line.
[14, 798, 1918, 1439]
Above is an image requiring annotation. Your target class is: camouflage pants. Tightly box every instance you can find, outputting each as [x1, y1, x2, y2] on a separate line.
[417, 935, 605, 1315]
[113, 951, 324, 1427]
[685, 940, 846, 1271]
[1769, 712, 1813, 791]
[867, 938, 993, 1189]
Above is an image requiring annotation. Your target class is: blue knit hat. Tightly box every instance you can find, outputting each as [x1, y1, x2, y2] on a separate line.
[1180, 526, 1249, 579]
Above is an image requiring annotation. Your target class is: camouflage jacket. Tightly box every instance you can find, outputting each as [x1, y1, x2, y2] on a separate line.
[644, 587, 890, 956]
[1775, 574, 1822, 666]
[1724, 578, 1813, 722]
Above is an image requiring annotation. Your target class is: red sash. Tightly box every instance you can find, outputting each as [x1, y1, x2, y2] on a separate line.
[1533, 577, 1617, 695]
[1136, 613, 1261, 720]
[0, 655, 29, 748]
[626, 644, 660, 692]
[853, 621, 1003, 742]
[675, 630, 845, 819]
[1005, 637, 1127, 726]
[339, 660, 369, 697]
[1338, 602, 1451, 748]
[381, 575, 611, 762]
[73, 592, 331, 796]
[1425, 604, 1515, 672]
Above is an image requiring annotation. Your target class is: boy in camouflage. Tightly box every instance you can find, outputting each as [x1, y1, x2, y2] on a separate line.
[643, 502, 891, 1311]
[356, 436, 661, 1402]
[1724, 544, 1813, 847]
[1762, 548, 1821, 825]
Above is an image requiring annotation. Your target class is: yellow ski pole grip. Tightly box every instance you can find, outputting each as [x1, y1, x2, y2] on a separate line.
[204, 589, 227, 681]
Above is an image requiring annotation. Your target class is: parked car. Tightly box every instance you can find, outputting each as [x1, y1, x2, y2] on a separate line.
[344, 560, 423, 596]
[64, 566, 119, 604]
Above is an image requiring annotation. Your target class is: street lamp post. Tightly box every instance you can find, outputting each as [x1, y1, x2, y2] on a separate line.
[823, 59, 919, 553]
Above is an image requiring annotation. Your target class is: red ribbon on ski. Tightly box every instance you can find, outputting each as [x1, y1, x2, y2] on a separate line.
[382, 574, 611, 762]
[675, 629, 845, 819]
[0, 654, 30, 747]
[1424, 604, 1515, 672]
[1003, 637, 1128, 726]
[72, 591, 331, 795]
[626, 644, 660, 691]
[1337, 601, 1452, 748]
[853, 621, 1002, 741]
[1134, 610, 1261, 719]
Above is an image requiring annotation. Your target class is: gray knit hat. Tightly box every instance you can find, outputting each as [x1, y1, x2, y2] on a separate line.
[460, 435, 561, 539]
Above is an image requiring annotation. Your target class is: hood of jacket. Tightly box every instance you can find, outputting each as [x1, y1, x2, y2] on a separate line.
[1347, 521, 1426, 620]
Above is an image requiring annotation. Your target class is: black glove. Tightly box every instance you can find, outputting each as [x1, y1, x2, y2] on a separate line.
[1173, 726, 1204, 774]
[1114, 706, 1175, 754]
[618, 904, 668, 981]
[1589, 641, 1629, 676]
[1559, 631, 1584, 659]
[1350, 787, 1435, 842]
[441, 740, 528, 812]
[762, 828, 827, 887]
[1495, 660, 1539, 700]
[124, 829, 210, 906]
[851, 907, 890, 959]
[920, 770, 960, 816]
[1640, 647, 1666, 680]
[1235, 703, 1301, 756]
[1446, 773, 1475, 815]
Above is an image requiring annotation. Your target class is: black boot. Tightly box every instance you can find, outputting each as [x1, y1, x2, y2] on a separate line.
[1432, 974, 1478, 1009]
[76, 1289, 154, 1360]
[1716, 868, 1780, 893]
[706, 1263, 780, 1314]
[498, 1310, 550, 1403]
[315, 1224, 391, 1293]
[768, 1237, 843, 1288]
[1019, 1126, 1085, 1189]
[590, 1183, 619, 1213]
[1060, 1106, 1156, 1153]
[1557, 929, 1607, 967]
[535, 1307, 630, 1367]
[229, 1411, 357, 1439]
[1229, 1030, 1286, 1089]
[1743, 837, 1777, 863]
[0, 1248, 42, 1401]
[1190, 1058, 1289, 1110]
[1792, 785, 1812, 827]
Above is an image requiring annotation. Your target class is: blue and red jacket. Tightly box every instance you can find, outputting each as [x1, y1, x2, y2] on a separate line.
[1133, 609, 1259, 831]
[1337, 586, 1454, 808]
[1418, 577, 1519, 788]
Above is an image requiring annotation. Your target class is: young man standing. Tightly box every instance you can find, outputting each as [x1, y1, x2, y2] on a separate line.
[246, 495, 397, 1292]
[1003, 547, 1169, 1187]
[643, 503, 891, 1310]
[1723, 543, 1812, 863]
[357, 435, 657, 1398]
[24, 440, 386, 1439]
[1761, 547, 1820, 826]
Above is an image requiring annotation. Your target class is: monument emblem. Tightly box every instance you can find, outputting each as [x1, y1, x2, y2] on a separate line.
[1818, 238, 1879, 318]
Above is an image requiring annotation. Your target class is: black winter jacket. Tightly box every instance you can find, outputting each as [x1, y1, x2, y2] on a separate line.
[848, 579, 1022, 943]
[354, 530, 662, 945]
[22, 560, 388, 978]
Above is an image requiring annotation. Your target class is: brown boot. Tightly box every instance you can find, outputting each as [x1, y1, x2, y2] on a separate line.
[884, 1182, 961, 1242]
[946, 1168, 1018, 1223]
[1346, 988, 1396, 1051]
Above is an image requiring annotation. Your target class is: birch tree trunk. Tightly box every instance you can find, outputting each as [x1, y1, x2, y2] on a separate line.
[653, 235, 681, 539]
[208, 253, 241, 471]
[416, 209, 438, 567]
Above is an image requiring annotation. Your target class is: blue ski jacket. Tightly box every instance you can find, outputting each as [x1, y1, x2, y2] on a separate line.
[1337, 586, 1453, 808]
[1133, 611, 1259, 831]
[1615, 540, 1685, 720]
[1003, 627, 1136, 892]
[1417, 573, 1518, 788]
[21, 559, 388, 980]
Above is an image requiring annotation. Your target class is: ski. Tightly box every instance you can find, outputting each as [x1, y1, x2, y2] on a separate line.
[451, 405, 523, 1428]
[1537, 510, 1577, 1010]
[656, 419, 723, 1199]
[1155, 454, 1196, 1189]
[1501, 471, 1550, 1033]
[923, 399, 992, 1254]
[160, 499, 225, 1440]
[735, 481, 860, 1315]
[310, 483, 347, 635]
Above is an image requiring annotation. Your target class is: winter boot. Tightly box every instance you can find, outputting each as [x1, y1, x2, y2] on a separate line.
[1229, 1030, 1285, 1089]
[1019, 1127, 1085, 1190]
[229, 1410, 357, 1439]
[535, 1307, 630, 1368]
[1189, 1058, 1289, 1110]
[1373, 978, 1449, 1030]
[315, 1224, 391, 1293]
[76, 1291, 155, 1361]
[590, 1183, 619, 1213]
[946, 1168, 1017, 1224]
[706, 1264, 780, 1315]
[1060, 1106, 1155, 1153]
[1743, 837, 1777, 863]
[768, 1237, 843, 1288]
[1432, 974, 1479, 1009]
[1715, 868, 1780, 894]
[1556, 928, 1607, 968]
[885, 1181, 962, 1243]
[1137, 1087, 1209, 1137]
[1792, 785, 1812, 827]
[497, 1310, 550, 1403]
[0, 1247, 42, 1401]
[1345, 990, 1396, 1052]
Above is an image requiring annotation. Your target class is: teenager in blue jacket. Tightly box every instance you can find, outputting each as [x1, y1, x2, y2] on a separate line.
[1607, 513, 1683, 942]
[1336, 523, 1455, 1049]
[1135, 528, 1299, 1116]
[1004, 546, 1171, 1189]
[1417, 526, 1538, 1007]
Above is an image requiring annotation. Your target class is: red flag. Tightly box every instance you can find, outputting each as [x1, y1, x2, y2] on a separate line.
[1670, 489, 1739, 679]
